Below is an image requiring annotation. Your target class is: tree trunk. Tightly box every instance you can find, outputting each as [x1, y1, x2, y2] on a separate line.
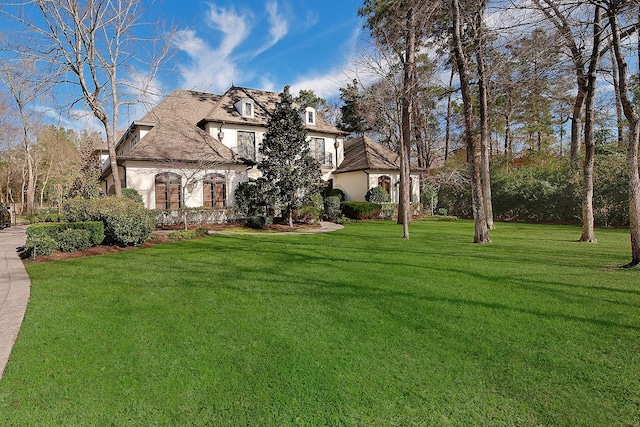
[398, 6, 415, 239]
[579, 5, 602, 243]
[610, 49, 625, 148]
[452, 0, 490, 244]
[570, 84, 586, 169]
[607, 4, 640, 267]
[474, 1, 494, 230]
[444, 67, 455, 162]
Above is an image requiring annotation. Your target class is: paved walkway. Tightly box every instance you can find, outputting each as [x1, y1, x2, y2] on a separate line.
[0, 225, 29, 380]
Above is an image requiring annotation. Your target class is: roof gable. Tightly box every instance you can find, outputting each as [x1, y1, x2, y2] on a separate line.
[121, 119, 243, 165]
[335, 136, 400, 173]
[119, 89, 243, 165]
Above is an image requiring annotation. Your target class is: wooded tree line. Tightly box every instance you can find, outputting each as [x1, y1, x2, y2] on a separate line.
[0, 96, 102, 215]
[339, 0, 640, 266]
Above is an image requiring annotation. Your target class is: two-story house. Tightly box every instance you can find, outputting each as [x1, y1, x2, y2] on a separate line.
[100, 86, 420, 211]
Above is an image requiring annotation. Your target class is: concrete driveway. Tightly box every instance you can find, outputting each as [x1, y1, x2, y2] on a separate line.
[0, 225, 30, 380]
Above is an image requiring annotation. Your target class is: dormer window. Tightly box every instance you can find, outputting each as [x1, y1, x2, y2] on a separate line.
[235, 97, 255, 118]
[305, 107, 316, 125]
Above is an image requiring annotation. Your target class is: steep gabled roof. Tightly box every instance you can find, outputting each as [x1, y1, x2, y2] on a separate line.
[334, 136, 401, 173]
[200, 86, 348, 135]
[119, 89, 245, 165]
[140, 89, 221, 125]
[119, 120, 240, 165]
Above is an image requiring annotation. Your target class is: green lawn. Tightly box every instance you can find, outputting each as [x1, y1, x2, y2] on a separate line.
[1, 220, 638, 426]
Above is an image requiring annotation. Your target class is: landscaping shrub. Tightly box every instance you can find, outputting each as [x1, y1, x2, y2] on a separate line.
[491, 161, 580, 223]
[247, 215, 273, 229]
[365, 186, 390, 204]
[57, 229, 92, 252]
[324, 196, 342, 222]
[63, 197, 93, 222]
[341, 201, 382, 220]
[156, 207, 235, 227]
[295, 206, 321, 223]
[437, 181, 472, 219]
[168, 230, 198, 240]
[122, 188, 144, 205]
[307, 193, 324, 211]
[380, 203, 396, 220]
[23, 235, 57, 257]
[91, 197, 155, 246]
[27, 209, 62, 224]
[327, 188, 345, 201]
[26, 222, 105, 247]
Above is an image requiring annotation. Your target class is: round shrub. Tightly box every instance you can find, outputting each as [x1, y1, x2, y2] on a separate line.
[324, 196, 342, 222]
[63, 197, 93, 222]
[91, 197, 155, 246]
[365, 186, 390, 204]
[122, 188, 144, 205]
[327, 188, 345, 201]
[24, 235, 57, 257]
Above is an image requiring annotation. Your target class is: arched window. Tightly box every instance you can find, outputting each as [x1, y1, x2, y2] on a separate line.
[203, 173, 226, 208]
[378, 175, 391, 195]
[155, 172, 182, 209]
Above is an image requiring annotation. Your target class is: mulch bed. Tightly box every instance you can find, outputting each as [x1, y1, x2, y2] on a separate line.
[24, 222, 321, 263]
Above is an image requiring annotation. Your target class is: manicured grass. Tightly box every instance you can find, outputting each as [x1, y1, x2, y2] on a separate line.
[1, 220, 639, 425]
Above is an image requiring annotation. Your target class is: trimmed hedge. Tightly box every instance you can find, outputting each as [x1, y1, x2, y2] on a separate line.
[26, 222, 105, 246]
[63, 198, 94, 222]
[64, 197, 154, 246]
[57, 229, 92, 252]
[341, 201, 382, 220]
[23, 235, 57, 257]
[24, 221, 105, 257]
[295, 206, 321, 223]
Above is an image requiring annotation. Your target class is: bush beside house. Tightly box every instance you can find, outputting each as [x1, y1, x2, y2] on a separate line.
[24, 221, 105, 257]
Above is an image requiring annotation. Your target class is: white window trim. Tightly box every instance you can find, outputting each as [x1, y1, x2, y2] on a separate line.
[235, 98, 255, 119]
[305, 107, 316, 125]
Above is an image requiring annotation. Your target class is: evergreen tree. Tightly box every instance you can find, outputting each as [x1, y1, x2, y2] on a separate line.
[260, 86, 320, 227]
[295, 89, 328, 119]
[338, 79, 368, 135]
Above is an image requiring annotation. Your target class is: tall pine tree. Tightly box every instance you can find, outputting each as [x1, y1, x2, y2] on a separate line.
[260, 86, 320, 227]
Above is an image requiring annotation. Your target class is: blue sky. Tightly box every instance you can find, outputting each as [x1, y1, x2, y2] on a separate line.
[154, 0, 366, 98]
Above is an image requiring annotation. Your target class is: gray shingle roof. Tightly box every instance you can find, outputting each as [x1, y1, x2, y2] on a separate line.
[120, 90, 244, 165]
[334, 136, 401, 173]
[200, 86, 348, 135]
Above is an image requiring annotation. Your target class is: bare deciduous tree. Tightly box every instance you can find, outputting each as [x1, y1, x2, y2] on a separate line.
[3, 0, 172, 198]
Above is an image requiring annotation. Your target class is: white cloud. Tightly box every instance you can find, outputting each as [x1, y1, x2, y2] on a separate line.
[252, 1, 289, 58]
[173, 3, 252, 92]
[205, 3, 251, 57]
[266, 2, 288, 46]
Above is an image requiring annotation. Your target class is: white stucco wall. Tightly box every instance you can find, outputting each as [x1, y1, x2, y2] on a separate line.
[117, 161, 248, 210]
[332, 171, 368, 201]
[333, 170, 420, 203]
[204, 121, 344, 183]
